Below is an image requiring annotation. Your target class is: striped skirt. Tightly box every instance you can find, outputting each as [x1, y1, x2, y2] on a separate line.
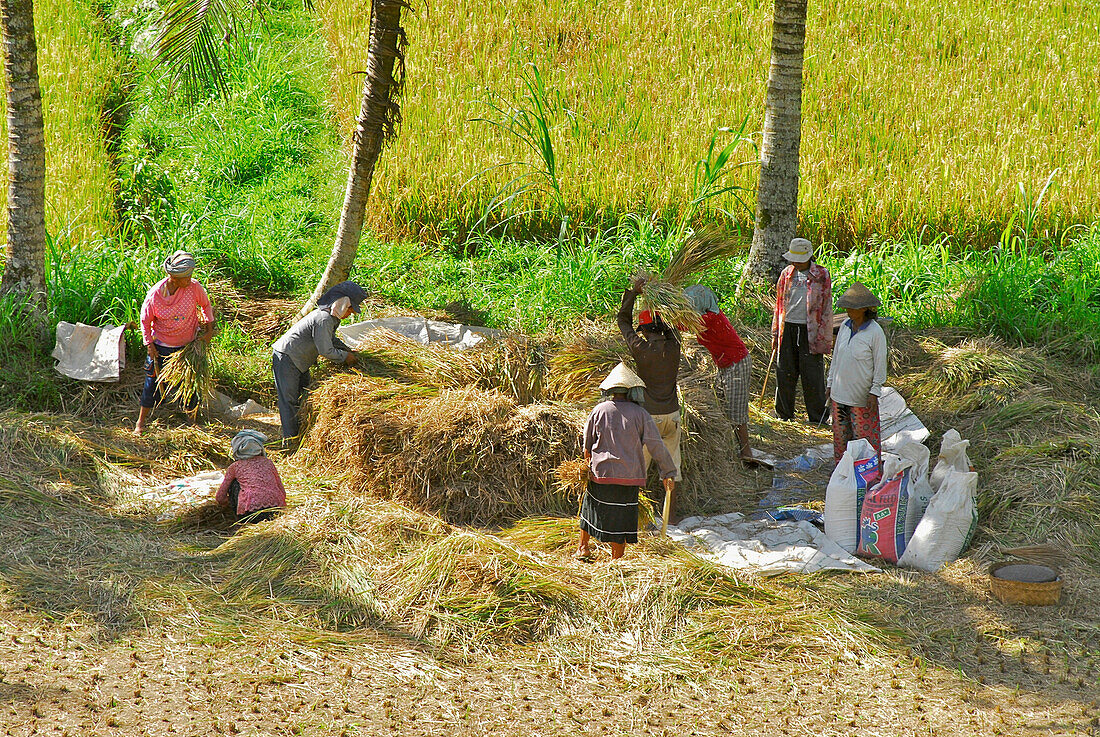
[579, 480, 640, 544]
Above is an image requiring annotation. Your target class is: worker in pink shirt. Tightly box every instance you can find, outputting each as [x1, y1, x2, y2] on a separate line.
[135, 251, 215, 435]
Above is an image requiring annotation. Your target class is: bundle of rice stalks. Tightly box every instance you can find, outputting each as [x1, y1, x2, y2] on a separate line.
[159, 340, 215, 410]
[637, 271, 705, 333]
[545, 327, 629, 402]
[299, 374, 586, 526]
[352, 328, 478, 388]
[663, 224, 746, 286]
[554, 457, 589, 501]
[637, 226, 746, 333]
[382, 529, 585, 651]
[353, 329, 550, 404]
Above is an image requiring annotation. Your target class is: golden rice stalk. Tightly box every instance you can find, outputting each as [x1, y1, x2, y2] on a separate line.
[663, 224, 746, 286]
[159, 340, 215, 409]
[555, 457, 589, 500]
[638, 275, 705, 333]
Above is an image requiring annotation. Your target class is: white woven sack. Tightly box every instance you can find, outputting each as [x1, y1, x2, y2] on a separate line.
[930, 429, 972, 494]
[898, 469, 978, 572]
[824, 438, 879, 553]
[896, 440, 934, 538]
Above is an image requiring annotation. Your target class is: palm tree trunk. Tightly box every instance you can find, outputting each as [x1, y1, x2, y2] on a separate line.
[296, 0, 406, 320]
[743, 0, 807, 284]
[0, 0, 47, 309]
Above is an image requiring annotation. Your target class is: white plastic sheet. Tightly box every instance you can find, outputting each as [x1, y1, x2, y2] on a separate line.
[338, 316, 501, 351]
[52, 322, 126, 382]
[668, 513, 880, 575]
[879, 386, 929, 451]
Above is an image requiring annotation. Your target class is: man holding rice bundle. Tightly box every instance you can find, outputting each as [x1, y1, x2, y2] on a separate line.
[576, 363, 678, 561]
[135, 250, 214, 435]
[272, 281, 366, 441]
[683, 285, 756, 464]
[617, 276, 682, 522]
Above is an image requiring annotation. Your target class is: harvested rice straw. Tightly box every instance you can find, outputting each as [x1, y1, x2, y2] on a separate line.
[663, 224, 746, 287]
[159, 340, 215, 410]
[555, 457, 590, 512]
[636, 225, 745, 333]
[546, 331, 629, 402]
[638, 274, 705, 333]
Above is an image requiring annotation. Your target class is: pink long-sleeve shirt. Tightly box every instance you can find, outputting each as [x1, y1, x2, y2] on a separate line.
[216, 456, 287, 515]
[140, 277, 214, 347]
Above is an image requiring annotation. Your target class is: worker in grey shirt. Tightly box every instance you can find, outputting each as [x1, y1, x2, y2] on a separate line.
[272, 281, 366, 440]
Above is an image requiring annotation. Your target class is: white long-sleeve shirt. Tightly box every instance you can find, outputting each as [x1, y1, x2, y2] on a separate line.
[828, 318, 887, 407]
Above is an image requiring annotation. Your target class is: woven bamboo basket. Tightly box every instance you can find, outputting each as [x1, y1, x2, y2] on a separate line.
[989, 562, 1062, 606]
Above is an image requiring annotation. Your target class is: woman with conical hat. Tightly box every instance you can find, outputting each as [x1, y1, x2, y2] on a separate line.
[576, 362, 678, 561]
[827, 282, 887, 464]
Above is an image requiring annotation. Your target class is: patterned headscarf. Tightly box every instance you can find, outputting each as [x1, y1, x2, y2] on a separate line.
[163, 250, 196, 277]
[683, 284, 720, 315]
[230, 429, 267, 460]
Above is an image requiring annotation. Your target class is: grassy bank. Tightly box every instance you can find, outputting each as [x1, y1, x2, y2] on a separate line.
[321, 0, 1100, 245]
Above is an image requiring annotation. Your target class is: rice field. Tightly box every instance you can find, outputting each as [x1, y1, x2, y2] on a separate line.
[319, 0, 1100, 245]
[0, 0, 120, 241]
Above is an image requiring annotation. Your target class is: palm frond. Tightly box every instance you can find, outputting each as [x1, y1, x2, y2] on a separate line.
[155, 0, 243, 99]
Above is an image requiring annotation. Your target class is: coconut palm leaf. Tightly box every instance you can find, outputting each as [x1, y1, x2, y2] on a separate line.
[155, 0, 245, 98]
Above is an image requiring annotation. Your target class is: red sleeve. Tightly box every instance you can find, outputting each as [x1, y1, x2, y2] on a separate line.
[215, 463, 236, 507]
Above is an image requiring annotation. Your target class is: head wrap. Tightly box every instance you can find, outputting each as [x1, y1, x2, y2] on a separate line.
[317, 281, 367, 314]
[683, 284, 720, 315]
[164, 250, 196, 277]
[230, 429, 267, 460]
[325, 296, 352, 318]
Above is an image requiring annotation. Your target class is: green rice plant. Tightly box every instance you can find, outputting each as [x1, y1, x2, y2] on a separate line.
[469, 63, 570, 239]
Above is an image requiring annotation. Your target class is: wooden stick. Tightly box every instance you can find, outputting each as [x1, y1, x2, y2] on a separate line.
[758, 347, 777, 407]
[661, 488, 672, 536]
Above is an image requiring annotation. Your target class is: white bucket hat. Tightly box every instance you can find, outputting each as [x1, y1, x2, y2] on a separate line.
[783, 238, 813, 263]
[598, 362, 646, 392]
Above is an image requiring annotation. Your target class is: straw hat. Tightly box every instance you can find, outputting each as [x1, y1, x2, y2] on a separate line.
[782, 238, 813, 263]
[836, 281, 882, 310]
[599, 362, 646, 392]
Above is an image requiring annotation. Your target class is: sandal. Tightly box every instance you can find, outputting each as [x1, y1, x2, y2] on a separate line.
[573, 549, 594, 562]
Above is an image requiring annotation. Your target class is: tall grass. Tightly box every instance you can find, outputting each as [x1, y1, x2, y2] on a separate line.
[318, 0, 1100, 245]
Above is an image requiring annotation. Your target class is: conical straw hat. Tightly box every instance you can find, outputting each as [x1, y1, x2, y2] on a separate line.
[599, 362, 646, 392]
[836, 281, 882, 310]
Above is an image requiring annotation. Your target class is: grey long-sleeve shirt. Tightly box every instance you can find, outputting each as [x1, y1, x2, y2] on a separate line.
[272, 308, 349, 372]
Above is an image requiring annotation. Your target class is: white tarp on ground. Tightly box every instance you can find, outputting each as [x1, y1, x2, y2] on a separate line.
[52, 322, 127, 382]
[879, 386, 929, 451]
[668, 513, 881, 575]
[207, 391, 271, 420]
[137, 470, 224, 520]
[339, 316, 501, 351]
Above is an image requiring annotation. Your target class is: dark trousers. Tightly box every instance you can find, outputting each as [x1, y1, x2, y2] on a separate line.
[273, 352, 310, 440]
[775, 322, 828, 423]
[140, 343, 197, 410]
